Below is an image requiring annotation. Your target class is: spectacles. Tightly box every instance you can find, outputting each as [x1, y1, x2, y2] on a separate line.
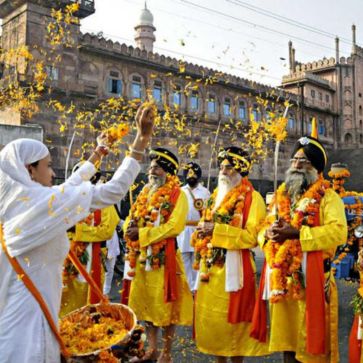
[289, 157, 311, 164]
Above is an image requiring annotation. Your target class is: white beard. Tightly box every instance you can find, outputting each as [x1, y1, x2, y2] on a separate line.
[148, 175, 166, 197]
[214, 173, 242, 211]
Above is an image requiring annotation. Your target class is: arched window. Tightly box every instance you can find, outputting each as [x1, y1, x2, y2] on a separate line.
[345, 133, 353, 144]
[306, 117, 312, 134]
[173, 84, 182, 106]
[318, 119, 325, 136]
[190, 90, 199, 110]
[131, 75, 142, 99]
[252, 104, 261, 122]
[359, 105, 362, 116]
[265, 107, 272, 121]
[360, 134, 363, 144]
[238, 100, 246, 121]
[107, 70, 122, 96]
[288, 114, 295, 130]
[223, 98, 231, 116]
[207, 94, 216, 114]
[153, 80, 162, 103]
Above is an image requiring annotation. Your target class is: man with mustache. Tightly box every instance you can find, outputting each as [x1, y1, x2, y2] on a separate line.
[177, 162, 210, 291]
[123, 148, 193, 363]
[251, 136, 347, 363]
[194, 147, 269, 362]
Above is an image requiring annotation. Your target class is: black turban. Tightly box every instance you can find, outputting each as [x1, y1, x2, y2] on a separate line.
[183, 162, 202, 180]
[291, 136, 327, 173]
[149, 148, 179, 175]
[217, 146, 251, 177]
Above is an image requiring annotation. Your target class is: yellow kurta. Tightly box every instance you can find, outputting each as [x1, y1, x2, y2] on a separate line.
[195, 190, 270, 357]
[127, 191, 193, 327]
[60, 205, 120, 316]
[258, 188, 347, 363]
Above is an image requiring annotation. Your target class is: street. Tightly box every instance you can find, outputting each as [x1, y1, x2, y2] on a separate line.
[110, 250, 357, 363]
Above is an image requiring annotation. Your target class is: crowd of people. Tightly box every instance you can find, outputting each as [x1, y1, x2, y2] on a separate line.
[0, 104, 356, 363]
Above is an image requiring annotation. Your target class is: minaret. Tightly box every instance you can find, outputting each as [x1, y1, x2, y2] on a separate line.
[134, 2, 156, 53]
[352, 24, 357, 55]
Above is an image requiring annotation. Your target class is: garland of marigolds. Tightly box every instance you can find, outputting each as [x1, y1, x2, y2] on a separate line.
[264, 176, 331, 303]
[328, 168, 351, 195]
[191, 179, 252, 282]
[125, 175, 180, 277]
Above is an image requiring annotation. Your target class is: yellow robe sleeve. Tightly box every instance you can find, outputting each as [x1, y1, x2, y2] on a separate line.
[138, 191, 188, 248]
[300, 188, 347, 252]
[75, 205, 120, 242]
[211, 190, 267, 250]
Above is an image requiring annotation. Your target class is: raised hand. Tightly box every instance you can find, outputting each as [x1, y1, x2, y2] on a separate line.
[135, 104, 155, 139]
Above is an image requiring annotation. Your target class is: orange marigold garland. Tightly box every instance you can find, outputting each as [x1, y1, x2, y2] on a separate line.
[264, 176, 331, 303]
[124, 175, 180, 277]
[328, 168, 363, 275]
[191, 179, 252, 282]
[328, 167, 350, 195]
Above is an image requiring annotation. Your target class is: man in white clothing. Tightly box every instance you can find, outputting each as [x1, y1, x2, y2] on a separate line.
[177, 162, 210, 290]
[103, 219, 123, 296]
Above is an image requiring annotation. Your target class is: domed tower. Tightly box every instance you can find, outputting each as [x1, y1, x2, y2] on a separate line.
[134, 2, 156, 53]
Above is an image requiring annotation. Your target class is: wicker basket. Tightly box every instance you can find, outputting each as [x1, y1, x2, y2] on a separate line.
[60, 303, 137, 362]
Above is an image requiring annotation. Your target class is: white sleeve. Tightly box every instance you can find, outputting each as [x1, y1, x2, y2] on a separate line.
[90, 156, 140, 209]
[64, 161, 96, 186]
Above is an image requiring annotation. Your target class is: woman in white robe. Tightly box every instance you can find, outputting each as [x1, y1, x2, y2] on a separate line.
[0, 105, 154, 363]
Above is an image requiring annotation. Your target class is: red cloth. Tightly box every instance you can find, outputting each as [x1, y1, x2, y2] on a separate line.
[163, 187, 180, 303]
[90, 209, 102, 304]
[349, 315, 362, 363]
[90, 243, 102, 304]
[250, 260, 268, 342]
[227, 181, 255, 323]
[305, 207, 326, 355]
[305, 251, 326, 355]
[121, 279, 131, 305]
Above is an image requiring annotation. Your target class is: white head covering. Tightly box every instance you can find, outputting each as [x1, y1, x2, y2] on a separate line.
[0, 138, 95, 313]
[0, 138, 49, 220]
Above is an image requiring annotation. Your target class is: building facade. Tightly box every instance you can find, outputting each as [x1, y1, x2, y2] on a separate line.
[0, 0, 362, 192]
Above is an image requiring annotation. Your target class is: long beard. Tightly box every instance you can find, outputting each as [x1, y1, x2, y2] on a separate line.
[214, 173, 242, 210]
[148, 175, 166, 196]
[285, 167, 318, 202]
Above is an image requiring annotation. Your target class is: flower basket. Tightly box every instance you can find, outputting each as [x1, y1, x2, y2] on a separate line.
[60, 303, 141, 362]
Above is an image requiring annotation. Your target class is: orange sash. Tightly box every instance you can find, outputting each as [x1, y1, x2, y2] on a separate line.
[227, 184, 255, 323]
[305, 210, 325, 355]
[250, 260, 268, 342]
[349, 314, 362, 363]
[163, 187, 180, 303]
[305, 250, 325, 354]
[0, 226, 70, 358]
[90, 209, 102, 304]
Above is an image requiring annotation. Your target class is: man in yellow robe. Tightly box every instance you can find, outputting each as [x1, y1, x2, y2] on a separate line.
[124, 148, 193, 363]
[194, 147, 269, 362]
[60, 171, 120, 316]
[253, 136, 347, 363]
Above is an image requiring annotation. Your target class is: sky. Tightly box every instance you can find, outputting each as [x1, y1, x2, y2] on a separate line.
[80, 0, 362, 87]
